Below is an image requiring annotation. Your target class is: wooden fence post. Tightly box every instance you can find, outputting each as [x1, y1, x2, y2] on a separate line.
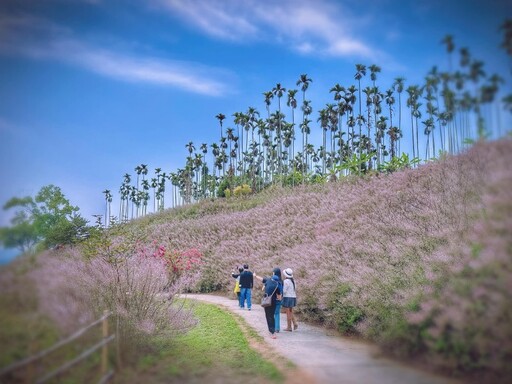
[1, 312, 115, 384]
[25, 339, 36, 384]
[116, 314, 121, 369]
[101, 310, 108, 376]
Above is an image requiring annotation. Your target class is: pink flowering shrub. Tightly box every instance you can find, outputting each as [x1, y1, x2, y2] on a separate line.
[26, 232, 202, 359]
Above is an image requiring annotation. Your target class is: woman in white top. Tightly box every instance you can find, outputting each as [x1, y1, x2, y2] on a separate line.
[282, 268, 298, 331]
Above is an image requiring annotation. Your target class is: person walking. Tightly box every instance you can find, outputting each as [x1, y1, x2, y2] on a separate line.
[282, 268, 298, 331]
[231, 265, 244, 303]
[239, 264, 254, 310]
[261, 275, 281, 339]
[271, 268, 283, 333]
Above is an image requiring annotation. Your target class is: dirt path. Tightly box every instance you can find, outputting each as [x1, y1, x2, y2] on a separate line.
[181, 293, 460, 384]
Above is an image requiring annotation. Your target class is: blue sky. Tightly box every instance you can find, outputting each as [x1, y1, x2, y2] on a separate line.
[0, 0, 511, 261]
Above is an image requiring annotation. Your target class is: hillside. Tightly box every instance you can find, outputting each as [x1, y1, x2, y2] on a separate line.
[2, 138, 511, 381]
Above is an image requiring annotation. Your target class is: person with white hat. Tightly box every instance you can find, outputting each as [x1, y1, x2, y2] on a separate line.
[282, 268, 298, 331]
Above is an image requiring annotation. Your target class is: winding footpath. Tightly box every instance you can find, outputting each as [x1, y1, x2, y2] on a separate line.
[182, 293, 460, 384]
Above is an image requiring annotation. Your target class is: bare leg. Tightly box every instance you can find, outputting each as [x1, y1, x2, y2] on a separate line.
[291, 308, 298, 330]
[285, 307, 292, 331]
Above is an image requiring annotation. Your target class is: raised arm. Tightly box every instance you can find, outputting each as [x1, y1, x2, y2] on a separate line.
[253, 272, 263, 282]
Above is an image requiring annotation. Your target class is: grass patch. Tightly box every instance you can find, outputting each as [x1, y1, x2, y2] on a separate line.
[0, 300, 60, 369]
[116, 301, 283, 383]
[0, 273, 105, 384]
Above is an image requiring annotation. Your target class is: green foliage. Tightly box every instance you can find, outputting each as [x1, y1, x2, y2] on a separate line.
[0, 221, 38, 253]
[336, 153, 372, 175]
[233, 184, 252, 197]
[308, 173, 328, 184]
[217, 177, 234, 197]
[470, 242, 483, 258]
[43, 214, 89, 249]
[378, 153, 420, 173]
[80, 223, 130, 262]
[0, 185, 90, 251]
[218, 176, 254, 198]
[380, 317, 428, 358]
[274, 170, 330, 186]
[275, 171, 307, 186]
[296, 289, 325, 324]
[326, 283, 364, 334]
[197, 267, 223, 293]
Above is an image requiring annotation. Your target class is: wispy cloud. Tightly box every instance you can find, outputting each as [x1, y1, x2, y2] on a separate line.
[156, 0, 377, 59]
[158, 0, 259, 41]
[0, 15, 232, 96]
[52, 40, 232, 96]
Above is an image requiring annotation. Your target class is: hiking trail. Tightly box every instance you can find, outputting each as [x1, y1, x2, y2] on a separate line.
[182, 293, 460, 384]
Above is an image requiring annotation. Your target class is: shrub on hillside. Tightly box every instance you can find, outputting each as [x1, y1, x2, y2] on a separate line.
[233, 184, 252, 197]
[27, 229, 202, 362]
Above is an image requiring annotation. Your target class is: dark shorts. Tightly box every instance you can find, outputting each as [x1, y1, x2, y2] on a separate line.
[282, 297, 296, 308]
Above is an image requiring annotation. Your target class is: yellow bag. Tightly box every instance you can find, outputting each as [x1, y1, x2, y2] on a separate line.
[234, 280, 240, 293]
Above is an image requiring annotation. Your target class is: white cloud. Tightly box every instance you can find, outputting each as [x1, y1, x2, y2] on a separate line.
[156, 0, 378, 59]
[158, 0, 258, 40]
[54, 40, 231, 96]
[0, 15, 232, 96]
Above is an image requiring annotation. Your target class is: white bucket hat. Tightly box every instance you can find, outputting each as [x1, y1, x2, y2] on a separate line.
[283, 268, 293, 278]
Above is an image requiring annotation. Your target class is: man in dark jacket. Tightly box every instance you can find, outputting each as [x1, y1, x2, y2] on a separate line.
[239, 264, 253, 310]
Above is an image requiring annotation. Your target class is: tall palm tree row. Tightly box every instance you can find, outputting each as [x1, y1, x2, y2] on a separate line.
[103, 25, 511, 221]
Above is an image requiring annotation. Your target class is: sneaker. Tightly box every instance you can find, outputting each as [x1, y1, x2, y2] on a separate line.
[271, 334, 277, 339]
[248, 308, 251, 311]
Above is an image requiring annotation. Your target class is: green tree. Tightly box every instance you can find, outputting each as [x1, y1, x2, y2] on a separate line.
[0, 185, 88, 251]
[0, 198, 38, 252]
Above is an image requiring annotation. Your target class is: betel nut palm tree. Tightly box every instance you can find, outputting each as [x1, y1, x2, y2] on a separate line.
[354, 64, 367, 174]
[106, 23, 509, 214]
[297, 74, 312, 180]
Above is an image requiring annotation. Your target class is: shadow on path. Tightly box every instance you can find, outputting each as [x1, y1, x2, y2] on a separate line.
[181, 293, 460, 384]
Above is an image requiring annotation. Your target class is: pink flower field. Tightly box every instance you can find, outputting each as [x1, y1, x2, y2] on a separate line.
[134, 138, 512, 377]
[3, 138, 511, 380]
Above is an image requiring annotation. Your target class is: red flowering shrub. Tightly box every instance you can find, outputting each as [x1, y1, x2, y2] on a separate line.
[152, 243, 202, 276]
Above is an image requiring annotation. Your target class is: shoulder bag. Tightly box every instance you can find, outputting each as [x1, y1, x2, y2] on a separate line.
[261, 283, 278, 307]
